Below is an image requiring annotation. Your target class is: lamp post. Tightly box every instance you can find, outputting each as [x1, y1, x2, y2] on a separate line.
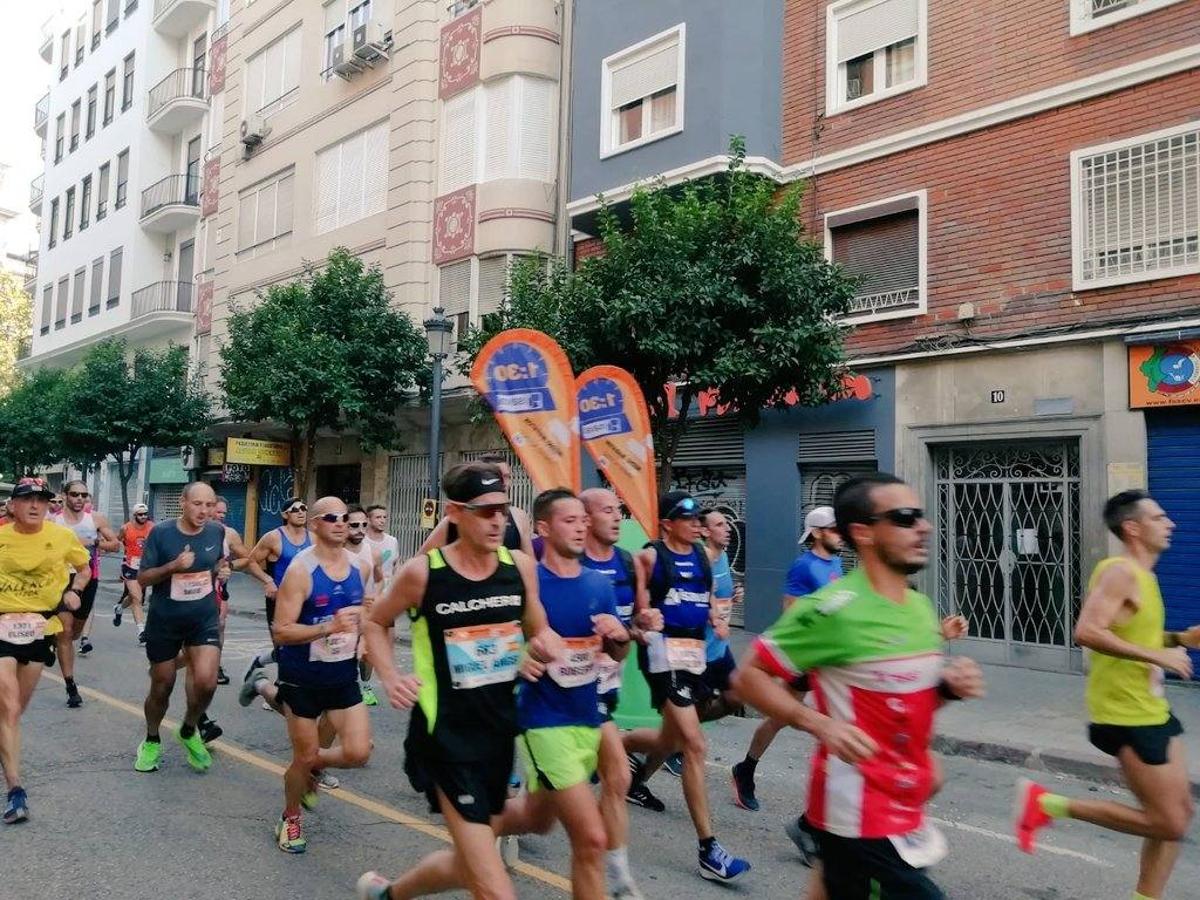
[423, 305, 454, 505]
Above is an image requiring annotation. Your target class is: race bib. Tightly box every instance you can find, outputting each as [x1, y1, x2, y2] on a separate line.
[169, 571, 212, 601]
[128, 556, 141, 570]
[888, 823, 948, 869]
[665, 637, 706, 674]
[548, 636, 602, 688]
[445, 621, 523, 690]
[664, 588, 708, 608]
[310, 630, 358, 663]
[714, 597, 734, 626]
[0, 613, 46, 645]
[597, 652, 623, 694]
[1150, 664, 1165, 699]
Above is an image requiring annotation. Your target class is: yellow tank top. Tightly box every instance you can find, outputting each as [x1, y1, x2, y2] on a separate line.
[1084, 557, 1171, 726]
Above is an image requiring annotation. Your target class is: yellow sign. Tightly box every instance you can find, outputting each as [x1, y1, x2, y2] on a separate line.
[225, 437, 292, 467]
[206, 447, 226, 467]
[420, 498, 438, 530]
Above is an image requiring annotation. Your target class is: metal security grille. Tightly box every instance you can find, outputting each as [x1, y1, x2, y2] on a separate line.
[151, 484, 184, 522]
[831, 210, 921, 316]
[798, 429, 876, 464]
[1079, 127, 1199, 283]
[934, 441, 1081, 672]
[104, 460, 140, 521]
[386, 453, 442, 559]
[670, 416, 745, 467]
[461, 448, 535, 516]
[798, 462, 878, 573]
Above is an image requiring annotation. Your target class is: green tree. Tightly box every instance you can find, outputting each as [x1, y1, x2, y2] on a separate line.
[0, 367, 68, 478]
[0, 271, 33, 396]
[59, 338, 211, 521]
[460, 139, 859, 483]
[220, 248, 429, 500]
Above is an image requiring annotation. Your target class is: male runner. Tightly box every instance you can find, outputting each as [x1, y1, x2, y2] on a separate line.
[365, 505, 402, 587]
[579, 487, 655, 899]
[621, 491, 751, 882]
[212, 497, 252, 685]
[356, 462, 562, 900]
[1016, 489, 1197, 900]
[134, 482, 230, 774]
[0, 478, 90, 823]
[271, 496, 373, 853]
[419, 452, 534, 557]
[735, 474, 984, 899]
[113, 503, 154, 643]
[51, 479, 118, 707]
[243, 498, 312, 673]
[346, 506, 384, 705]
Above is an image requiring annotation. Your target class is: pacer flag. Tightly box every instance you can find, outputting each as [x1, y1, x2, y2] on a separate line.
[470, 329, 581, 493]
[576, 365, 658, 538]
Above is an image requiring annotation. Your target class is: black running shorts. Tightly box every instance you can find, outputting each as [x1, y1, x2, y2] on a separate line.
[405, 738, 514, 826]
[1089, 713, 1184, 766]
[67, 579, 99, 622]
[816, 828, 945, 900]
[0, 636, 56, 666]
[143, 603, 221, 664]
[276, 680, 363, 720]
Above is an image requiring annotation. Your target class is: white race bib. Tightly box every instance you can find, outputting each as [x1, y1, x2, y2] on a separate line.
[889, 823, 948, 869]
[714, 597, 734, 626]
[548, 636, 601, 688]
[128, 556, 141, 570]
[310, 630, 358, 663]
[665, 637, 707, 674]
[445, 621, 524, 690]
[0, 613, 46, 645]
[596, 652, 623, 694]
[169, 571, 212, 601]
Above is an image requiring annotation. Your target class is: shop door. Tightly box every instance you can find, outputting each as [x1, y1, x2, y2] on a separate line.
[387, 453, 442, 559]
[933, 441, 1081, 672]
[316, 464, 361, 507]
[257, 466, 295, 536]
[214, 481, 248, 536]
[151, 484, 184, 522]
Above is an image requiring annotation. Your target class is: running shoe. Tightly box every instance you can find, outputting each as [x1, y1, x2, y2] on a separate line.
[137, 630, 147, 645]
[361, 684, 379, 707]
[275, 814, 307, 854]
[301, 785, 319, 811]
[663, 752, 684, 778]
[314, 770, 340, 790]
[698, 840, 751, 882]
[499, 834, 520, 868]
[731, 761, 760, 811]
[78, 637, 93, 656]
[610, 882, 645, 900]
[3, 787, 28, 824]
[134, 740, 162, 773]
[239, 671, 269, 708]
[785, 815, 820, 868]
[65, 682, 82, 709]
[216, 667, 230, 686]
[198, 716, 223, 744]
[1013, 778, 1053, 854]
[112, 603, 123, 627]
[356, 872, 391, 900]
[176, 726, 213, 772]
[626, 781, 665, 813]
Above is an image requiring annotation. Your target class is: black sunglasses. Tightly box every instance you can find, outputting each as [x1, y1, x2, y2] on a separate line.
[452, 500, 510, 519]
[865, 507, 926, 529]
[347, 522, 368, 529]
[316, 512, 350, 523]
[67, 490, 90, 499]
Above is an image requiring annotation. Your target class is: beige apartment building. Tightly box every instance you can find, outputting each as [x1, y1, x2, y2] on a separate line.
[201, 0, 564, 547]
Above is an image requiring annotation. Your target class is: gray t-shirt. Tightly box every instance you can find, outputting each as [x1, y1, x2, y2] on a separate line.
[140, 520, 225, 608]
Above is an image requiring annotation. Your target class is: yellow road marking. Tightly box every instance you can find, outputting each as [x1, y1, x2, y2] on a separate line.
[43, 674, 572, 893]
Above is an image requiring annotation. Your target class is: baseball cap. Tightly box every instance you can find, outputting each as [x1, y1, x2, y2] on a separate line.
[658, 490, 700, 521]
[800, 506, 836, 544]
[11, 477, 55, 500]
[133, 503, 149, 514]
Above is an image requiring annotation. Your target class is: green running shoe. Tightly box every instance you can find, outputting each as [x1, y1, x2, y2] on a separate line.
[134, 740, 162, 773]
[176, 727, 213, 772]
[276, 814, 307, 854]
[361, 684, 379, 707]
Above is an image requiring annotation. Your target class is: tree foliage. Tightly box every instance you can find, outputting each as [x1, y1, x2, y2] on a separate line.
[0, 368, 69, 478]
[220, 248, 429, 499]
[459, 138, 859, 482]
[0, 271, 33, 396]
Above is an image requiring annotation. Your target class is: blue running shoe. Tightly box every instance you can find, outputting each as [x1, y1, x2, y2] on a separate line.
[663, 752, 684, 778]
[699, 839, 750, 882]
[3, 787, 29, 824]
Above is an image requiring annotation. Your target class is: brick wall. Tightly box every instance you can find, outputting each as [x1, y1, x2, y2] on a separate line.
[573, 236, 605, 266]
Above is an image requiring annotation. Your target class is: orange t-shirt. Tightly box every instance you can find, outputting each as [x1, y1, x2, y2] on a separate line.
[122, 520, 154, 567]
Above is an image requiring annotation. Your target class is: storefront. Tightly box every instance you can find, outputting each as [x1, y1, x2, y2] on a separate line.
[147, 451, 189, 521]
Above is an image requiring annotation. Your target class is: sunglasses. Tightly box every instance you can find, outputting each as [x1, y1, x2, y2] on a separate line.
[316, 513, 350, 523]
[865, 507, 926, 529]
[453, 500, 510, 519]
[348, 522, 368, 529]
[67, 491, 90, 499]
[49, 500, 64, 506]
[285, 504, 307, 514]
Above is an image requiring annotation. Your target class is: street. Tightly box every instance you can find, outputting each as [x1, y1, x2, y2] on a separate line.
[4, 582, 1194, 900]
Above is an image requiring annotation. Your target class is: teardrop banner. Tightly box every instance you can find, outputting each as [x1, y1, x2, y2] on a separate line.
[576, 365, 658, 538]
[470, 328, 581, 493]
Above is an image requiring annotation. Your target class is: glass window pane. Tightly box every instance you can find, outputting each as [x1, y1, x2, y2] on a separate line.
[618, 100, 642, 145]
[845, 53, 874, 101]
[649, 87, 676, 134]
[885, 37, 916, 88]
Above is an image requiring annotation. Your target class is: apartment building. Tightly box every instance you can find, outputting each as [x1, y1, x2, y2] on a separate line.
[204, 0, 563, 548]
[25, 0, 227, 518]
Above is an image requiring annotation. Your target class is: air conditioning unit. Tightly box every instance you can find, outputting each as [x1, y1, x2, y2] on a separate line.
[240, 114, 268, 147]
[352, 22, 393, 61]
[331, 42, 363, 78]
[846, 79, 863, 100]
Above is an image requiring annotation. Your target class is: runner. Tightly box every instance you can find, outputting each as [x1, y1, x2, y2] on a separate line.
[364, 504, 402, 587]
[346, 506, 384, 706]
[1016, 489, 1197, 900]
[0, 477, 91, 823]
[243, 498, 312, 675]
[133, 482, 229, 774]
[356, 461, 562, 900]
[578, 487, 655, 899]
[270, 496, 373, 853]
[113, 503, 154, 644]
[212, 497, 252, 686]
[620, 491, 751, 883]
[418, 452, 534, 557]
[51, 479, 118, 708]
[735, 473, 985, 899]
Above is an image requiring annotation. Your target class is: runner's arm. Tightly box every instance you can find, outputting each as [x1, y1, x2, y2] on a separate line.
[371, 546, 385, 592]
[417, 517, 451, 554]
[1075, 562, 1177, 666]
[512, 549, 562, 666]
[632, 549, 661, 633]
[60, 540, 93, 607]
[364, 556, 427, 707]
[226, 527, 252, 569]
[245, 531, 281, 591]
[270, 564, 328, 645]
[510, 507, 536, 558]
[94, 513, 120, 553]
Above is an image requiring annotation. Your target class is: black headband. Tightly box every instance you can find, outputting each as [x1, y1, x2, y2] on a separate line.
[445, 469, 508, 504]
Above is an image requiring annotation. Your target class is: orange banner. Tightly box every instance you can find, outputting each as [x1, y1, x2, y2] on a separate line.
[470, 329, 581, 493]
[576, 365, 658, 538]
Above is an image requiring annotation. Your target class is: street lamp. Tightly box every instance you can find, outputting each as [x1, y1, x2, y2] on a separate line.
[423, 306, 454, 505]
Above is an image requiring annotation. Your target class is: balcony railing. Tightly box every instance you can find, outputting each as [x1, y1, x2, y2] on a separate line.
[147, 68, 207, 120]
[448, 0, 480, 14]
[34, 93, 49, 133]
[140, 174, 201, 218]
[132, 280, 194, 319]
[30, 175, 44, 210]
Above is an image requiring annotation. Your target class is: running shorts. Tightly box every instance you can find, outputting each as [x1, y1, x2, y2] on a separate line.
[0, 636, 56, 666]
[1089, 713, 1183, 766]
[519, 726, 601, 793]
[643, 668, 701, 711]
[120, 564, 139, 582]
[276, 680, 363, 720]
[598, 688, 620, 723]
[66, 579, 99, 622]
[816, 828, 945, 900]
[143, 603, 221, 664]
[405, 738, 514, 825]
[700, 647, 737, 698]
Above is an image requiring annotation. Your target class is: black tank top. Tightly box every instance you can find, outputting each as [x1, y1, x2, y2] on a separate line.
[406, 546, 526, 760]
[445, 510, 522, 551]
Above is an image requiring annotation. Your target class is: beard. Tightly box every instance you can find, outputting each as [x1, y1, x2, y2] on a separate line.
[880, 543, 927, 576]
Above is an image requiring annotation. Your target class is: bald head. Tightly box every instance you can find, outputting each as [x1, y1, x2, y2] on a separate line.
[580, 488, 622, 547]
[180, 481, 216, 529]
[312, 495, 347, 517]
[310, 495, 348, 548]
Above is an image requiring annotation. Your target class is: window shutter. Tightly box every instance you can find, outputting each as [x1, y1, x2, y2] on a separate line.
[518, 77, 554, 181]
[441, 90, 477, 192]
[670, 416, 745, 467]
[108, 249, 122, 301]
[283, 28, 301, 95]
[836, 0, 919, 63]
[797, 430, 876, 463]
[363, 121, 388, 217]
[263, 40, 284, 107]
[315, 145, 340, 234]
[56, 277, 69, 321]
[72, 270, 86, 319]
[324, 0, 344, 32]
[237, 190, 256, 248]
[438, 260, 472, 316]
[276, 173, 295, 236]
[341, 130, 365, 227]
[610, 39, 679, 109]
[483, 79, 512, 181]
[256, 181, 277, 245]
[477, 255, 508, 317]
[90, 257, 104, 312]
[832, 210, 919, 297]
[42, 286, 53, 329]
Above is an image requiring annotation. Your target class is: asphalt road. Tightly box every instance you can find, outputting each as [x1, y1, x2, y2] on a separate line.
[7, 591, 1197, 899]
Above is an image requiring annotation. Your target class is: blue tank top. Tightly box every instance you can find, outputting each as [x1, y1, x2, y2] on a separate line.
[581, 549, 635, 626]
[277, 547, 365, 687]
[706, 550, 734, 661]
[652, 545, 711, 633]
[271, 527, 312, 587]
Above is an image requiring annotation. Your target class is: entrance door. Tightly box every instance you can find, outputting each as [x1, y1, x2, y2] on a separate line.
[185, 136, 202, 204]
[933, 441, 1081, 672]
[316, 464, 361, 507]
[177, 239, 194, 310]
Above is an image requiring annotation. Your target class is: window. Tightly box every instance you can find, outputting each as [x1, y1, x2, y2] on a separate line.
[600, 25, 684, 157]
[70, 101, 81, 151]
[323, 1, 347, 77]
[86, 86, 97, 138]
[103, 69, 116, 124]
[106, 0, 119, 32]
[125, 0, 137, 16]
[75, 21, 86, 65]
[71, 268, 85, 323]
[350, 0, 372, 29]
[314, 121, 386, 233]
[56, 277, 69, 329]
[54, 115, 65, 162]
[60, 32, 70, 80]
[193, 35, 207, 97]
[438, 260, 472, 348]
[185, 136, 202, 204]
[90, 257, 104, 315]
[64, 188, 76, 239]
[825, 190, 926, 321]
[237, 168, 295, 253]
[1072, 123, 1200, 289]
[41, 285, 52, 334]
[438, 254, 531, 345]
[48, 198, 59, 248]
[121, 53, 135, 111]
[1070, 0, 1187, 34]
[115, 149, 129, 209]
[440, 89, 477, 193]
[97, 163, 110, 219]
[107, 247, 122, 308]
[245, 27, 301, 116]
[92, 0, 103, 48]
[80, 176, 92, 231]
[826, 0, 926, 113]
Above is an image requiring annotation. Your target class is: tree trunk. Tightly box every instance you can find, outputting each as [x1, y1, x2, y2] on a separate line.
[115, 449, 137, 524]
[293, 424, 318, 502]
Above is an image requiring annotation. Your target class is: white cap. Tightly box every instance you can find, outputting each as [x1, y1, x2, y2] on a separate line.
[800, 506, 836, 544]
[133, 503, 149, 514]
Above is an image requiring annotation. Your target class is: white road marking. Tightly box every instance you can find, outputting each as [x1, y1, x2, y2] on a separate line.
[927, 816, 1112, 867]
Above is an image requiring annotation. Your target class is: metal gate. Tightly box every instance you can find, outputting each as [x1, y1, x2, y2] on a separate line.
[933, 441, 1081, 672]
[461, 449, 535, 516]
[151, 484, 184, 522]
[386, 453, 442, 559]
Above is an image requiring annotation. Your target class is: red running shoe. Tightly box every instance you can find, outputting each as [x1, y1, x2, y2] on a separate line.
[1013, 778, 1052, 854]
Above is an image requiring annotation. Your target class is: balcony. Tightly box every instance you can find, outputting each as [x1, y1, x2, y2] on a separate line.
[132, 281, 194, 323]
[30, 175, 43, 216]
[152, 0, 215, 37]
[147, 68, 209, 134]
[34, 94, 48, 137]
[38, 20, 53, 62]
[139, 174, 201, 234]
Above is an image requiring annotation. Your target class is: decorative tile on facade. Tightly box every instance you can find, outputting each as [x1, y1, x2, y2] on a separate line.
[195, 280, 214, 335]
[207, 34, 227, 95]
[439, 6, 481, 100]
[433, 185, 476, 264]
[201, 158, 220, 218]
